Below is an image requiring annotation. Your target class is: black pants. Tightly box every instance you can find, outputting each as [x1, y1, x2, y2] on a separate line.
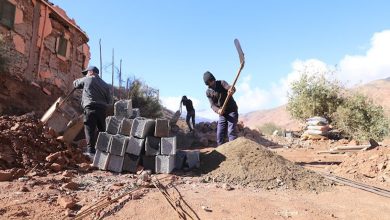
[84, 105, 106, 153]
[186, 110, 195, 131]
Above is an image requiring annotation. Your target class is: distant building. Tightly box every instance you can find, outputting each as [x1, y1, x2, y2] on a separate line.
[0, 0, 90, 114]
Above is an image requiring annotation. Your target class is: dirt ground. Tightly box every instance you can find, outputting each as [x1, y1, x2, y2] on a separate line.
[1, 141, 390, 220]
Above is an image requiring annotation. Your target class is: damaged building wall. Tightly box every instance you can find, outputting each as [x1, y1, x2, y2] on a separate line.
[0, 0, 90, 115]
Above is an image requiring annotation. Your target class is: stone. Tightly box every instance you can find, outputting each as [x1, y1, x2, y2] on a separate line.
[142, 156, 156, 173]
[63, 181, 79, 190]
[118, 118, 133, 136]
[154, 119, 169, 137]
[107, 154, 124, 173]
[92, 150, 110, 170]
[96, 132, 112, 152]
[114, 100, 132, 118]
[108, 135, 129, 156]
[122, 154, 139, 173]
[126, 136, 145, 156]
[155, 155, 175, 174]
[57, 196, 78, 209]
[50, 163, 63, 172]
[106, 116, 122, 135]
[0, 170, 13, 182]
[160, 137, 177, 155]
[145, 136, 161, 156]
[131, 117, 156, 138]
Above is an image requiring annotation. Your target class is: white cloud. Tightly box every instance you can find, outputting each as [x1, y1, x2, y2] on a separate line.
[339, 30, 390, 86]
[235, 75, 271, 113]
[160, 96, 182, 112]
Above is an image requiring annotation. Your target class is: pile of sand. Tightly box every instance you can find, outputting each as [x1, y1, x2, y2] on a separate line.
[201, 137, 329, 190]
[0, 114, 88, 172]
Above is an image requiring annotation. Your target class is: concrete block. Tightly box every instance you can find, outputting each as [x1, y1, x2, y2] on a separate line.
[160, 137, 176, 155]
[122, 154, 139, 173]
[118, 118, 133, 136]
[131, 108, 140, 118]
[107, 154, 124, 173]
[96, 132, 112, 152]
[185, 150, 200, 169]
[154, 119, 170, 137]
[156, 155, 175, 174]
[175, 151, 186, 170]
[92, 150, 110, 170]
[130, 117, 156, 138]
[106, 116, 122, 134]
[108, 135, 129, 156]
[114, 100, 132, 118]
[126, 136, 145, 156]
[142, 156, 156, 173]
[145, 136, 160, 156]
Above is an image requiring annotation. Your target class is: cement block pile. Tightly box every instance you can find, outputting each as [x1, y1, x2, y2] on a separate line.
[92, 99, 177, 173]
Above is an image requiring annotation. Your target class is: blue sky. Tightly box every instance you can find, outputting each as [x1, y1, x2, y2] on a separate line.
[51, 0, 390, 120]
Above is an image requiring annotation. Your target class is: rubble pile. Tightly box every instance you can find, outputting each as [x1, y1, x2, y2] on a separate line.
[174, 120, 272, 148]
[333, 146, 390, 185]
[0, 114, 89, 180]
[201, 137, 330, 191]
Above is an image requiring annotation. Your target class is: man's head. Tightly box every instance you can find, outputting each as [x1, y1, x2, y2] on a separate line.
[182, 95, 188, 101]
[82, 66, 99, 76]
[203, 71, 216, 87]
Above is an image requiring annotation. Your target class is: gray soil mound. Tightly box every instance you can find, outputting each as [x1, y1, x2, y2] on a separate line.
[201, 137, 329, 191]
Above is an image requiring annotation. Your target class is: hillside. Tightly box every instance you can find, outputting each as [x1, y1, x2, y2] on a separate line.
[241, 77, 390, 131]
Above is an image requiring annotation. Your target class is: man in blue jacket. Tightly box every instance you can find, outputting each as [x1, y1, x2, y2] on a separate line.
[73, 66, 111, 157]
[204, 71, 238, 145]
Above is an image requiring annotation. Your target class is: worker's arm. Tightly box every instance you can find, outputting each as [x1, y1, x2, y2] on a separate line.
[221, 80, 235, 95]
[73, 78, 85, 89]
[206, 90, 220, 114]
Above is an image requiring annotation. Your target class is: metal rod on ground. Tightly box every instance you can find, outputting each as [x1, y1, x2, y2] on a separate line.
[99, 39, 103, 79]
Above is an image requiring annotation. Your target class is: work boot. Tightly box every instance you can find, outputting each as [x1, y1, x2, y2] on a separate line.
[83, 147, 96, 161]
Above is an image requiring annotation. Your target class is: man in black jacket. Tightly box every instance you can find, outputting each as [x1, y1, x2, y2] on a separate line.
[203, 71, 238, 145]
[73, 66, 111, 157]
[180, 95, 195, 132]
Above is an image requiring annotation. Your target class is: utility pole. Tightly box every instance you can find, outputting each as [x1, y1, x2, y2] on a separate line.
[119, 59, 122, 100]
[111, 49, 114, 103]
[99, 39, 103, 79]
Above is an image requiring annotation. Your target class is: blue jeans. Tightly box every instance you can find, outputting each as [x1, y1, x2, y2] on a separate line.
[217, 111, 238, 145]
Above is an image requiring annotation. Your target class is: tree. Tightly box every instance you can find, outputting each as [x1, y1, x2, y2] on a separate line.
[287, 71, 343, 121]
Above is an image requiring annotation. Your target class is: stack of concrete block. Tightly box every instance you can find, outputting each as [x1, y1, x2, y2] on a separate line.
[92, 99, 177, 174]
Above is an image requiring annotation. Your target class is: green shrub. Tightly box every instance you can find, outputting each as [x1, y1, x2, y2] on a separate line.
[287, 71, 343, 122]
[127, 78, 163, 118]
[258, 122, 282, 135]
[333, 93, 389, 142]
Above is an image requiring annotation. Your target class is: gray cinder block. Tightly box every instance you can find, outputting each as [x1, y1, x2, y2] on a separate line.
[131, 108, 140, 118]
[114, 100, 133, 118]
[185, 150, 200, 169]
[131, 117, 156, 138]
[107, 154, 124, 173]
[154, 119, 170, 137]
[122, 154, 139, 173]
[106, 116, 122, 134]
[108, 135, 129, 156]
[145, 136, 160, 156]
[160, 137, 176, 155]
[118, 118, 133, 136]
[156, 155, 175, 174]
[175, 151, 186, 170]
[96, 132, 112, 152]
[142, 156, 156, 173]
[92, 150, 110, 170]
[126, 136, 145, 156]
